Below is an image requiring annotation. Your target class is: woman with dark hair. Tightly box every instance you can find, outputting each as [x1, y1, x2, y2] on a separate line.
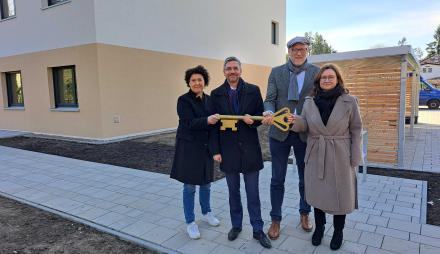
[170, 65, 220, 239]
[290, 63, 362, 250]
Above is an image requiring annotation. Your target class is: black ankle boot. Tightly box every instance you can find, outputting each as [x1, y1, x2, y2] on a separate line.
[330, 229, 343, 250]
[311, 225, 325, 246]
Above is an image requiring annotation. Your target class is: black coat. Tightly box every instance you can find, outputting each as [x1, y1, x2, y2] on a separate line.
[170, 90, 215, 185]
[210, 79, 264, 173]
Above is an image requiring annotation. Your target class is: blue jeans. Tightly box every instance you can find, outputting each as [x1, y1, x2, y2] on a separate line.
[269, 131, 311, 221]
[225, 171, 264, 232]
[183, 183, 211, 224]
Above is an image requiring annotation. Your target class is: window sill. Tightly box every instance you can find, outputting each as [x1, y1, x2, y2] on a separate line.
[41, 0, 71, 10]
[4, 106, 25, 110]
[0, 16, 16, 22]
[50, 107, 80, 112]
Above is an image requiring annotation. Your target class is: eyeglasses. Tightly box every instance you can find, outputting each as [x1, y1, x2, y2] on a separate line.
[290, 48, 308, 54]
[320, 76, 336, 81]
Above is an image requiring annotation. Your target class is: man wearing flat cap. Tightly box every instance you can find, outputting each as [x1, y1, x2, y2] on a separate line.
[262, 36, 320, 239]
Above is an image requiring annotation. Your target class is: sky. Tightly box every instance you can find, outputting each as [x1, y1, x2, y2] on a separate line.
[286, 0, 440, 56]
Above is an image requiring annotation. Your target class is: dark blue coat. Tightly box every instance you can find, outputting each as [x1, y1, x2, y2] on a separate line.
[170, 90, 216, 185]
[210, 79, 264, 173]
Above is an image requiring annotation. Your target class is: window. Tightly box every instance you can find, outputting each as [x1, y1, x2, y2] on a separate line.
[428, 68, 432, 73]
[48, 0, 68, 6]
[42, 0, 70, 9]
[5, 71, 24, 107]
[271, 21, 279, 45]
[52, 66, 78, 108]
[0, 0, 15, 20]
[422, 68, 426, 73]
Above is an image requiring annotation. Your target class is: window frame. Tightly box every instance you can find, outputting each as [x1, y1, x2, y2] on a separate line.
[0, 0, 16, 20]
[52, 65, 79, 108]
[41, 0, 70, 10]
[271, 21, 279, 45]
[5, 71, 24, 107]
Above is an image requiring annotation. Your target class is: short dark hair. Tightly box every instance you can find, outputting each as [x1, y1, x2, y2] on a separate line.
[184, 65, 210, 87]
[311, 63, 349, 96]
[223, 56, 242, 70]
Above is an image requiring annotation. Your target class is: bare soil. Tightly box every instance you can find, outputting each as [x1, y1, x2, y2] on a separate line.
[0, 125, 439, 253]
[0, 195, 156, 254]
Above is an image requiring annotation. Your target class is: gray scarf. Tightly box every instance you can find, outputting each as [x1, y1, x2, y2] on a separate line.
[287, 59, 308, 101]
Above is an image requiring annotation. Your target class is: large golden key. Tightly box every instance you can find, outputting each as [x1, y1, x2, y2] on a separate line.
[219, 107, 291, 132]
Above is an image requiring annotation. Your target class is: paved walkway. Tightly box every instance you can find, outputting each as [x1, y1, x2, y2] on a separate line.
[1, 146, 439, 254]
[403, 109, 440, 173]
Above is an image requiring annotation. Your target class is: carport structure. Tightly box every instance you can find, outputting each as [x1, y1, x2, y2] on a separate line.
[309, 46, 420, 168]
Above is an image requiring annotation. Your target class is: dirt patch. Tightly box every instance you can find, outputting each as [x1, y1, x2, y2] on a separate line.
[0, 195, 155, 254]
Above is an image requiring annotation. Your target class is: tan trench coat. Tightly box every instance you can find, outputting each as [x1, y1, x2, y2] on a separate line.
[292, 93, 362, 215]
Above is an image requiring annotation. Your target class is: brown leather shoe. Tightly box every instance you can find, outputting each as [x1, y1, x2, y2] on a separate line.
[300, 214, 313, 232]
[267, 221, 280, 240]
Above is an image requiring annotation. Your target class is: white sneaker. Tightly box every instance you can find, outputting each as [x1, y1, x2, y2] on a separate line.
[186, 222, 201, 239]
[203, 212, 220, 226]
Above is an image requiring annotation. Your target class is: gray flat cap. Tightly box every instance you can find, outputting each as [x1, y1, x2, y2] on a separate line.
[287, 36, 310, 48]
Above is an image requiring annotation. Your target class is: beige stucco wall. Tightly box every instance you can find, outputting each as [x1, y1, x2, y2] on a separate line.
[0, 44, 103, 138]
[0, 44, 273, 139]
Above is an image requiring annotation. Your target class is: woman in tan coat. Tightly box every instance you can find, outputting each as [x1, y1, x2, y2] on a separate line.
[291, 63, 362, 250]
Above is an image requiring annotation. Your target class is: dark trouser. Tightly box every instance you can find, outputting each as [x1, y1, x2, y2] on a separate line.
[269, 131, 311, 222]
[225, 170, 263, 232]
[314, 208, 346, 230]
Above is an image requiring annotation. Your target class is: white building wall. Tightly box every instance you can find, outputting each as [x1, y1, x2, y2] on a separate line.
[0, 0, 96, 58]
[93, 0, 286, 67]
[421, 64, 440, 79]
[0, 0, 286, 67]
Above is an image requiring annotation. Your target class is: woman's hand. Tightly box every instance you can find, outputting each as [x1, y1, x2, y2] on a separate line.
[287, 113, 296, 124]
[213, 154, 222, 163]
[243, 114, 254, 125]
[207, 114, 220, 125]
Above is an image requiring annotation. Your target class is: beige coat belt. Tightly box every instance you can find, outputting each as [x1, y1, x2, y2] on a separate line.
[309, 135, 350, 179]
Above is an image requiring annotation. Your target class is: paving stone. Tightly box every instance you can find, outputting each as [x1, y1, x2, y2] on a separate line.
[365, 246, 399, 254]
[358, 231, 384, 248]
[410, 233, 440, 248]
[141, 226, 178, 244]
[278, 236, 315, 254]
[354, 222, 376, 233]
[75, 207, 110, 221]
[388, 219, 421, 234]
[381, 212, 412, 222]
[178, 238, 218, 254]
[347, 212, 369, 223]
[360, 208, 382, 216]
[374, 203, 394, 212]
[212, 233, 247, 249]
[121, 220, 157, 237]
[161, 232, 191, 251]
[210, 245, 246, 254]
[420, 244, 440, 254]
[313, 243, 351, 254]
[93, 211, 126, 226]
[381, 236, 420, 254]
[108, 216, 137, 231]
[341, 240, 367, 254]
[421, 224, 440, 238]
[375, 226, 409, 240]
[367, 215, 389, 227]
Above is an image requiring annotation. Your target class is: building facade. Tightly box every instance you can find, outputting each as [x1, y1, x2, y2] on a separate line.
[0, 0, 286, 140]
[421, 54, 440, 85]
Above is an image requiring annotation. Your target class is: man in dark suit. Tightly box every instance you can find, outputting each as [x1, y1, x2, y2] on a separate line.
[210, 56, 271, 249]
[262, 37, 320, 239]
